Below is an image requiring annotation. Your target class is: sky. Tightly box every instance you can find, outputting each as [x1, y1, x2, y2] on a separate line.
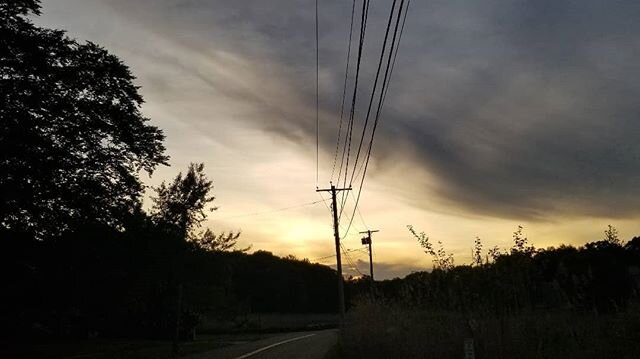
[36, 0, 640, 279]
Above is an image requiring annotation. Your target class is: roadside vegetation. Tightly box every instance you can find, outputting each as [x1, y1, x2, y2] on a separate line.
[339, 225, 640, 358]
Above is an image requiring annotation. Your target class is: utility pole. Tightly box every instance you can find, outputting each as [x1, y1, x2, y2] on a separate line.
[360, 230, 379, 281]
[317, 184, 351, 321]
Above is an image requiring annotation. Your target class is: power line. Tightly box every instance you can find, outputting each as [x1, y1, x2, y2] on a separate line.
[337, 0, 372, 223]
[346, 1, 405, 235]
[315, 0, 319, 188]
[313, 253, 337, 262]
[212, 200, 323, 220]
[330, 0, 356, 182]
[337, 0, 369, 208]
[350, 180, 369, 230]
[317, 191, 362, 239]
[341, 243, 363, 276]
[348, 0, 397, 188]
[343, 0, 407, 239]
[337, 0, 369, 220]
[352, 0, 411, 182]
[345, 247, 365, 276]
[381, 0, 410, 109]
[361, 0, 407, 185]
[312, 247, 368, 262]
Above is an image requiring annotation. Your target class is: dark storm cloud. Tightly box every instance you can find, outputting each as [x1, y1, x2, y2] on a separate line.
[105, 0, 640, 220]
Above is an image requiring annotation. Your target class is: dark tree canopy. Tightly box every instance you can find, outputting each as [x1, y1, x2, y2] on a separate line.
[0, 0, 40, 18]
[0, 0, 168, 239]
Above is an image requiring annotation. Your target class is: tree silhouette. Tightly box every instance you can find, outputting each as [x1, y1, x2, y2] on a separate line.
[196, 228, 249, 252]
[511, 225, 535, 255]
[472, 236, 483, 266]
[603, 224, 621, 246]
[151, 162, 243, 250]
[152, 163, 215, 238]
[0, 0, 168, 240]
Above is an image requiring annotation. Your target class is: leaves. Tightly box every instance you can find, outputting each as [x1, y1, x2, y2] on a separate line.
[194, 228, 250, 252]
[152, 163, 214, 237]
[604, 225, 621, 246]
[472, 236, 483, 266]
[1, 2, 168, 239]
[511, 225, 535, 255]
[151, 163, 247, 252]
[407, 225, 454, 271]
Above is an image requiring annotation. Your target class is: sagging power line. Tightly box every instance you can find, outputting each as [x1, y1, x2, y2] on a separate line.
[212, 200, 323, 221]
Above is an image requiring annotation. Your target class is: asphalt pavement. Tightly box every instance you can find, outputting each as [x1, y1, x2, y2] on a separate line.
[187, 329, 338, 359]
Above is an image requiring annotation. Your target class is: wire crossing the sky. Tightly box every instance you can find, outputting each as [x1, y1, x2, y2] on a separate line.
[212, 200, 324, 221]
[330, 0, 356, 182]
[348, 0, 397, 188]
[342, 0, 408, 239]
[337, 0, 369, 198]
[315, 0, 319, 188]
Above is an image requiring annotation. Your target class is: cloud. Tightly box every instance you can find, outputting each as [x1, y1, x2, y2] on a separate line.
[60, 0, 640, 221]
[353, 259, 423, 280]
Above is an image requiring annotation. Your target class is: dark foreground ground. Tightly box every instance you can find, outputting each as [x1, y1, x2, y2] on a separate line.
[7, 329, 337, 359]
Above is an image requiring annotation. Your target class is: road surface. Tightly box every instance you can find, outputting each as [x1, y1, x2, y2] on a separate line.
[187, 329, 337, 359]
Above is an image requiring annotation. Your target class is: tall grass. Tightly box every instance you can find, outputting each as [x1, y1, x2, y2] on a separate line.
[339, 300, 640, 359]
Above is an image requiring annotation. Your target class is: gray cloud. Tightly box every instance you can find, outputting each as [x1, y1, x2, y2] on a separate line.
[96, 0, 640, 220]
[354, 259, 422, 280]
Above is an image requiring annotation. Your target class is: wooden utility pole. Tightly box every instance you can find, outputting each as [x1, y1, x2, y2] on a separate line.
[360, 230, 379, 281]
[317, 184, 351, 320]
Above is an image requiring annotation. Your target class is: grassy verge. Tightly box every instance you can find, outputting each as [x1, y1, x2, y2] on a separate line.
[339, 302, 640, 359]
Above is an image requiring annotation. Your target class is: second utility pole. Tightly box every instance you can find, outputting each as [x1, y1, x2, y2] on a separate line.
[360, 229, 379, 281]
[317, 184, 351, 321]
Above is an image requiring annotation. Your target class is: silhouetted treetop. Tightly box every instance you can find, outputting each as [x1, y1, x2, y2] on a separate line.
[152, 163, 216, 238]
[1, 0, 168, 239]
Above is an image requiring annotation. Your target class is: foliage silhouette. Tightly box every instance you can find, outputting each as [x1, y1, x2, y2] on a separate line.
[152, 163, 214, 239]
[407, 225, 454, 271]
[472, 236, 483, 267]
[151, 162, 244, 252]
[1, 0, 168, 240]
[342, 226, 640, 358]
[196, 228, 250, 252]
[350, 225, 640, 316]
[603, 224, 621, 246]
[1, 3, 339, 353]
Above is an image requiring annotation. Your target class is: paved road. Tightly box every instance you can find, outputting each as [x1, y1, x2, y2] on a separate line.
[187, 329, 337, 359]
